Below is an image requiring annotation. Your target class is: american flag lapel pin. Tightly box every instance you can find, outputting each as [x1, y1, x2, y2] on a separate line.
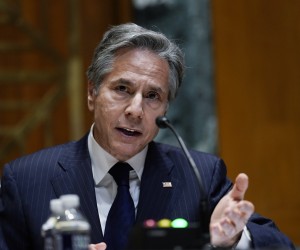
[162, 182, 172, 188]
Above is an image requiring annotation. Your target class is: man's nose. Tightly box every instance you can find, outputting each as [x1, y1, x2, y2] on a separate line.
[125, 94, 144, 119]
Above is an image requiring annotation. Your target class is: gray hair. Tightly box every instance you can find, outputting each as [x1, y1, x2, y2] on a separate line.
[86, 23, 184, 101]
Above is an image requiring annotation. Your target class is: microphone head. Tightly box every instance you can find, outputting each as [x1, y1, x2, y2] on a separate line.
[155, 116, 170, 129]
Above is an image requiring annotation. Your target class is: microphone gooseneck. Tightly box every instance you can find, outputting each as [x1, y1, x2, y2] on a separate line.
[155, 116, 210, 241]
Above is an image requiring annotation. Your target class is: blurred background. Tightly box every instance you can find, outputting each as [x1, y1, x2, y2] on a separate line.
[0, 0, 299, 245]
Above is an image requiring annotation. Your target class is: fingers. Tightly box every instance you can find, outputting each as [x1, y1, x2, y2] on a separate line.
[210, 220, 239, 247]
[210, 173, 255, 247]
[226, 201, 254, 229]
[230, 173, 249, 201]
[89, 243, 107, 250]
[210, 200, 254, 247]
[210, 216, 243, 247]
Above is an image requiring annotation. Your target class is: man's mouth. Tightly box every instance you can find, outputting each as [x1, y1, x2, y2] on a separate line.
[117, 128, 142, 137]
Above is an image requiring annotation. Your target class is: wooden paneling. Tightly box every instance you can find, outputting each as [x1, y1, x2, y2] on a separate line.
[211, 0, 300, 244]
[0, 0, 132, 173]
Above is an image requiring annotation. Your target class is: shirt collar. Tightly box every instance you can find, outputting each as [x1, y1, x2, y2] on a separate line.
[88, 124, 147, 185]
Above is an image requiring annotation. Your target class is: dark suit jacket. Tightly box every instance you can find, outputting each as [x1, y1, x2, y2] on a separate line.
[0, 134, 294, 249]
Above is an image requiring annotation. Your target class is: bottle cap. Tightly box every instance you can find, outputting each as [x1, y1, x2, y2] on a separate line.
[60, 194, 80, 209]
[50, 199, 63, 214]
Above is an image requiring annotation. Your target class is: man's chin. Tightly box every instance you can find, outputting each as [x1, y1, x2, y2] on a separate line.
[112, 145, 144, 161]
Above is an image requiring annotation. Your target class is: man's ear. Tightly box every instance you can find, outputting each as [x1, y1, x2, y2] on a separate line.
[87, 81, 95, 111]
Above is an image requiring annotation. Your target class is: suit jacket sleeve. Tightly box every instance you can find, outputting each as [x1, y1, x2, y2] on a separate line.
[190, 148, 295, 249]
[209, 161, 294, 249]
[0, 196, 8, 250]
[0, 163, 31, 250]
[247, 213, 295, 249]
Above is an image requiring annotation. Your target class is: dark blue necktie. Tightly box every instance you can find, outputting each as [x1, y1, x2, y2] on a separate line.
[104, 162, 135, 250]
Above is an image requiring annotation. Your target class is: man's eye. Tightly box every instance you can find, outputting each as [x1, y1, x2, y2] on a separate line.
[116, 85, 128, 92]
[147, 91, 159, 100]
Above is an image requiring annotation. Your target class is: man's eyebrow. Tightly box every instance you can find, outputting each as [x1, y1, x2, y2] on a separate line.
[113, 78, 167, 94]
[149, 86, 165, 93]
[115, 78, 132, 85]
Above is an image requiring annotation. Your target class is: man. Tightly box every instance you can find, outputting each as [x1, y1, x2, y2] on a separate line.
[0, 23, 294, 250]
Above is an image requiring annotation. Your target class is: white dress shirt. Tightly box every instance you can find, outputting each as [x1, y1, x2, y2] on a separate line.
[87, 125, 251, 248]
[88, 125, 147, 233]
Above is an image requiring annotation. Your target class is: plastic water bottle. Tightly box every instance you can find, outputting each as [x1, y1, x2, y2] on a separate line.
[54, 194, 91, 250]
[41, 198, 64, 250]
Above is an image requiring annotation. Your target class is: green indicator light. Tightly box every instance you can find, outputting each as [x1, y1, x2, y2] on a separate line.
[171, 218, 189, 228]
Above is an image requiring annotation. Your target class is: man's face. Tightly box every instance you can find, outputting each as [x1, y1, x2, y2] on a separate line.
[88, 48, 170, 161]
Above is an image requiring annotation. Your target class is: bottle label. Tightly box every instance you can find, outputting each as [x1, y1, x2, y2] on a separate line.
[54, 233, 90, 250]
[44, 236, 54, 250]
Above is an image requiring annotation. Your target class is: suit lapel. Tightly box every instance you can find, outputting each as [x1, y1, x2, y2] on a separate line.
[50, 135, 103, 243]
[49, 138, 186, 240]
[136, 142, 184, 223]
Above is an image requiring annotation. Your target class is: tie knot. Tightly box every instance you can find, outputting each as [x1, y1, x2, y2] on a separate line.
[109, 162, 132, 186]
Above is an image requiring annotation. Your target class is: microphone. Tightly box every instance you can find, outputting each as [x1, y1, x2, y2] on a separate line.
[127, 116, 211, 250]
[156, 116, 210, 244]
